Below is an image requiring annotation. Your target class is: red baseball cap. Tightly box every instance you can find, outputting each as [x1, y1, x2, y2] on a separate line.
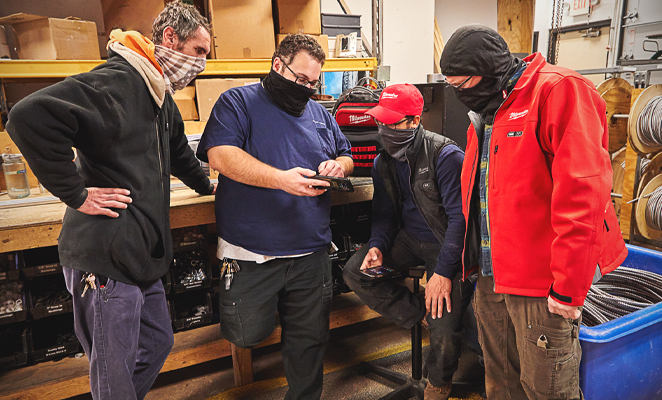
[366, 83, 424, 125]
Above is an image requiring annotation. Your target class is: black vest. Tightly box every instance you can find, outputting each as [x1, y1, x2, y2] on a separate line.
[374, 125, 456, 245]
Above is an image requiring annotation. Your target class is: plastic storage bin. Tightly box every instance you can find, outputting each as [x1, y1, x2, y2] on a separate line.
[579, 244, 662, 400]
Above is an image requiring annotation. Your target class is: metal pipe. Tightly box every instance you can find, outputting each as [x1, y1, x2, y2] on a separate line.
[612, 114, 629, 119]
[608, 0, 626, 68]
[612, 193, 623, 198]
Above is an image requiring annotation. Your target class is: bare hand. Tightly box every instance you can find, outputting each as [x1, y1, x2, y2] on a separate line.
[425, 273, 452, 319]
[77, 187, 132, 218]
[212, 183, 217, 195]
[277, 167, 329, 196]
[318, 160, 344, 177]
[360, 247, 383, 270]
[547, 296, 581, 319]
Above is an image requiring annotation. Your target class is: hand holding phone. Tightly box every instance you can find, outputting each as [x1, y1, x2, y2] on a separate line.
[306, 175, 354, 192]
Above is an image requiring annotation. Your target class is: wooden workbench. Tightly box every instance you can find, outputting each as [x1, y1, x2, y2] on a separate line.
[0, 177, 376, 399]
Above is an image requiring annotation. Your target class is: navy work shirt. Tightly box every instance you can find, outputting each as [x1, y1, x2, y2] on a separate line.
[197, 83, 352, 256]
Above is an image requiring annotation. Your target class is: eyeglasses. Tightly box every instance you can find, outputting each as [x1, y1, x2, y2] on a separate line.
[445, 76, 473, 90]
[374, 116, 412, 129]
[280, 58, 321, 89]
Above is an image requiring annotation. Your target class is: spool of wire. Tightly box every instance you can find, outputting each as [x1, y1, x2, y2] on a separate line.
[645, 187, 662, 232]
[637, 95, 662, 148]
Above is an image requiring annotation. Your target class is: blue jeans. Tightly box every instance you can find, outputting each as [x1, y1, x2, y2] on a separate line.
[63, 267, 174, 400]
[343, 230, 480, 387]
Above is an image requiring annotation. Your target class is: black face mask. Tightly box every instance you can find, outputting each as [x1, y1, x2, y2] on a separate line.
[262, 69, 316, 117]
[452, 77, 503, 114]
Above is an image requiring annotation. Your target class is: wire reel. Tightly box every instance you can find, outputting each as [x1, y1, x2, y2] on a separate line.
[628, 85, 662, 155]
[636, 175, 662, 240]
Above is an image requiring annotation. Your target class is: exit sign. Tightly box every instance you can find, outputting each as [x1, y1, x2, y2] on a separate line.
[570, 0, 590, 16]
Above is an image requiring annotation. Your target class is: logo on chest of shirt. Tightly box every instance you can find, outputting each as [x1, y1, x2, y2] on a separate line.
[507, 110, 529, 121]
[507, 131, 523, 137]
[349, 115, 372, 124]
[418, 167, 429, 175]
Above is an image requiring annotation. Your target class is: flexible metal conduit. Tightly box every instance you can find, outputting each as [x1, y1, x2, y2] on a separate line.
[582, 267, 662, 327]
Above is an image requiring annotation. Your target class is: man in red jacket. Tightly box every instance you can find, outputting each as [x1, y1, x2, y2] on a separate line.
[440, 25, 627, 399]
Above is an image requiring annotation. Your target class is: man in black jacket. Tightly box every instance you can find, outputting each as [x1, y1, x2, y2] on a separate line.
[6, 2, 214, 399]
[343, 84, 481, 400]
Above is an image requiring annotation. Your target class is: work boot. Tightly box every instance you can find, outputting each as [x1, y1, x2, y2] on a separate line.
[424, 382, 452, 400]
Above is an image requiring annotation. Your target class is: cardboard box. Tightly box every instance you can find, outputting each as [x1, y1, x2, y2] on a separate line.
[277, 34, 328, 58]
[101, 0, 165, 40]
[208, 0, 275, 59]
[184, 121, 207, 136]
[0, 13, 100, 60]
[274, 0, 321, 35]
[173, 86, 199, 121]
[195, 78, 260, 121]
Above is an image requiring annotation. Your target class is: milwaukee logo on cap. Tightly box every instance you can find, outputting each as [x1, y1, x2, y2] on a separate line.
[381, 92, 399, 99]
[365, 83, 424, 125]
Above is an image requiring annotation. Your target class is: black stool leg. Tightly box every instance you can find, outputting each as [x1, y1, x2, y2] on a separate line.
[359, 276, 427, 400]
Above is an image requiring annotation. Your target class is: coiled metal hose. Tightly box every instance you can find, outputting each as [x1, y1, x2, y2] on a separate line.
[637, 95, 662, 148]
[645, 187, 662, 232]
[582, 266, 662, 327]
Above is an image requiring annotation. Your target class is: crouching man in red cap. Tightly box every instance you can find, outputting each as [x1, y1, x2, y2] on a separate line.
[343, 83, 481, 400]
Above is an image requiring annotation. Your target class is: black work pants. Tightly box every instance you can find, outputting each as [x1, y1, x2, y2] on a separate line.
[218, 249, 332, 400]
[343, 230, 480, 387]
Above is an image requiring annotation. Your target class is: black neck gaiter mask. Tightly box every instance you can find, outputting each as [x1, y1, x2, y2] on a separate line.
[440, 24, 523, 115]
[263, 69, 316, 117]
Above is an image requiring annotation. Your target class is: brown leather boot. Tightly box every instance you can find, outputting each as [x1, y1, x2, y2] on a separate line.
[424, 382, 452, 400]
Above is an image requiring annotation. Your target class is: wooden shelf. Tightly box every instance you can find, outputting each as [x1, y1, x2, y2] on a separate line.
[0, 292, 381, 400]
[0, 58, 378, 79]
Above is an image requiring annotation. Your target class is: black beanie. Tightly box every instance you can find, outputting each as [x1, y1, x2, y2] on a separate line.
[440, 24, 516, 79]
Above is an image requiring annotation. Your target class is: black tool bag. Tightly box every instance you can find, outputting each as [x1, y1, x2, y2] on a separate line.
[332, 77, 385, 177]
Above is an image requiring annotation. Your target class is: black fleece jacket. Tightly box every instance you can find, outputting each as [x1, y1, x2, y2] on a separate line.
[6, 52, 214, 286]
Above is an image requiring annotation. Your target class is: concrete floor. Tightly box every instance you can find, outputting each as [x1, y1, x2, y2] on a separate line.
[136, 317, 485, 400]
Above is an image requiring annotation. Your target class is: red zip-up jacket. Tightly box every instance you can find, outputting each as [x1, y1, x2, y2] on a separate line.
[461, 53, 628, 306]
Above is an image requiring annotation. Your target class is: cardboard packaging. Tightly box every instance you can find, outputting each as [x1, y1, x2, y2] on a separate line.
[184, 121, 207, 136]
[0, 13, 101, 60]
[274, 0, 321, 35]
[195, 78, 260, 121]
[0, 26, 9, 59]
[173, 86, 199, 121]
[101, 0, 165, 40]
[208, 0, 275, 59]
[277, 34, 328, 58]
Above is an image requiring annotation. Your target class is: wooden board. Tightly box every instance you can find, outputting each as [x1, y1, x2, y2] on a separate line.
[611, 146, 627, 218]
[497, 0, 535, 54]
[599, 78, 632, 153]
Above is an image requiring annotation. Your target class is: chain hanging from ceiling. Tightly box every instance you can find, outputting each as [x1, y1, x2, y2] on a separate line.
[548, 0, 564, 64]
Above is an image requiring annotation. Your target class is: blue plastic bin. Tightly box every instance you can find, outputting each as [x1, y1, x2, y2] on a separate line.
[579, 244, 662, 400]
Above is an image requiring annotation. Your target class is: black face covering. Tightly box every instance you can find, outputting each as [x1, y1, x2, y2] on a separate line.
[440, 25, 524, 114]
[452, 77, 503, 113]
[263, 69, 316, 117]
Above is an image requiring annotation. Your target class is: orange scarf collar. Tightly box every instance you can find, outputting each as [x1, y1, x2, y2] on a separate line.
[107, 29, 163, 75]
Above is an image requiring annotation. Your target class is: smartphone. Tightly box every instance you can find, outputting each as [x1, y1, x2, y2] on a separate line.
[307, 175, 354, 192]
[360, 266, 394, 279]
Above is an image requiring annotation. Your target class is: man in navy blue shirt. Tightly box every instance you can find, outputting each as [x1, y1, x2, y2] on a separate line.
[197, 34, 352, 400]
[343, 84, 480, 400]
